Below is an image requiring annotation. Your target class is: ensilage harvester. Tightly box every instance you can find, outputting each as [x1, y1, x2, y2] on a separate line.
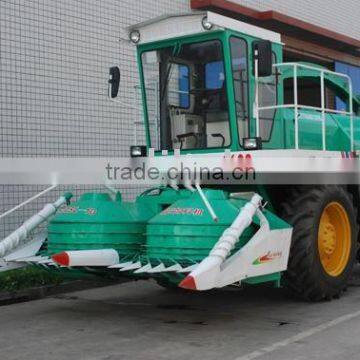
[1, 12, 360, 301]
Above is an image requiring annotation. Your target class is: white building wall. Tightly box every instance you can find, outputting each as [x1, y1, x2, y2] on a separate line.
[0, 0, 190, 238]
[0, 0, 190, 158]
[235, 0, 360, 40]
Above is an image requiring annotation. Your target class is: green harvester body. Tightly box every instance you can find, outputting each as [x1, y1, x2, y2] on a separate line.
[23, 13, 360, 290]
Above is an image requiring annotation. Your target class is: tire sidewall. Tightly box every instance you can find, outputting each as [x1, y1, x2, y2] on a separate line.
[311, 187, 357, 292]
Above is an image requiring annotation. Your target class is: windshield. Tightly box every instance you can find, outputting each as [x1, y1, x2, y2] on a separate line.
[141, 39, 231, 151]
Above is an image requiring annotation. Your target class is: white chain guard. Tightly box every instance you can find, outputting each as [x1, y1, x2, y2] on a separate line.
[215, 227, 293, 288]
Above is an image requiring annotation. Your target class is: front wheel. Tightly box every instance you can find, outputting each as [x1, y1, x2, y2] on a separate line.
[281, 186, 358, 301]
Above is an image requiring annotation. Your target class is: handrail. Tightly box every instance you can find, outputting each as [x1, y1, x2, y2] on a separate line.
[273, 62, 352, 81]
[257, 104, 350, 115]
[255, 62, 354, 151]
[0, 192, 71, 258]
[0, 184, 58, 220]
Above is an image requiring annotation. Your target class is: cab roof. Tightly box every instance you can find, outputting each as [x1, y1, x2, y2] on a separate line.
[127, 11, 282, 45]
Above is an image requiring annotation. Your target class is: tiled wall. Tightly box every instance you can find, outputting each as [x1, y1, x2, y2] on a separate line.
[0, 0, 190, 238]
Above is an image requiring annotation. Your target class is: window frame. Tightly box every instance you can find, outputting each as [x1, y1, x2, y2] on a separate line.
[139, 33, 233, 152]
[257, 51, 278, 143]
[229, 35, 250, 147]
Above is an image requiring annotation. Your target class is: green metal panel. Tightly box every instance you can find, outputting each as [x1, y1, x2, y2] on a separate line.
[243, 272, 281, 287]
[281, 108, 360, 150]
[144, 189, 290, 267]
[47, 189, 192, 259]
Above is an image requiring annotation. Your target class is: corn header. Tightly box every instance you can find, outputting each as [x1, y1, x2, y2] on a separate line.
[1, 12, 360, 301]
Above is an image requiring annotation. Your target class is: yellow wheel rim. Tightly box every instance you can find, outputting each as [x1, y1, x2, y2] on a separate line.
[318, 202, 351, 277]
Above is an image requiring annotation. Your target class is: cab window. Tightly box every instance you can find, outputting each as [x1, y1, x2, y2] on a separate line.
[141, 39, 231, 151]
[258, 53, 277, 141]
[230, 37, 249, 145]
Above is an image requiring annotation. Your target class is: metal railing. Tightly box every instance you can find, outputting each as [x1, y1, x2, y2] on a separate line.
[0, 185, 58, 221]
[255, 62, 354, 151]
[0, 184, 58, 257]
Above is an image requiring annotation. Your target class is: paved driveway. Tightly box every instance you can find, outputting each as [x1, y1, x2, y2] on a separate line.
[1, 269, 360, 360]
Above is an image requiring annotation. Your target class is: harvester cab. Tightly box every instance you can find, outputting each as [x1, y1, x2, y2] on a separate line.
[121, 11, 359, 154]
[126, 12, 282, 153]
[1, 12, 360, 301]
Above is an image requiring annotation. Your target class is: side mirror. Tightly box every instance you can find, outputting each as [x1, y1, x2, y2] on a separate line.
[109, 66, 120, 98]
[253, 40, 273, 77]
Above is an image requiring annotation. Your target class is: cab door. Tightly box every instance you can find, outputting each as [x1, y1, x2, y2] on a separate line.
[228, 36, 250, 149]
[255, 47, 284, 149]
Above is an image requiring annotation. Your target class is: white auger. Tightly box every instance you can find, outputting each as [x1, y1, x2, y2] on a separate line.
[0, 193, 72, 258]
[179, 193, 292, 291]
[210, 194, 264, 261]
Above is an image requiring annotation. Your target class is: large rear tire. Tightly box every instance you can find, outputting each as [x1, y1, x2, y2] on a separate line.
[280, 186, 358, 301]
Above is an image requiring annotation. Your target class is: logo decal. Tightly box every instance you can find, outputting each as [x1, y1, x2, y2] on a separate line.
[86, 208, 97, 216]
[253, 251, 282, 265]
[161, 207, 204, 216]
[61, 207, 97, 215]
[61, 206, 77, 214]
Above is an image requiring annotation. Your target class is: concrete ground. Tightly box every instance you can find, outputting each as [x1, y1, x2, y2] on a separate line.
[2, 270, 360, 360]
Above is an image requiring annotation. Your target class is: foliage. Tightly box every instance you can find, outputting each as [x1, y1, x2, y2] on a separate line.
[0, 267, 64, 292]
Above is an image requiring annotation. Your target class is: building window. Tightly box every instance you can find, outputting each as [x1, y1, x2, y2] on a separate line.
[335, 62, 360, 113]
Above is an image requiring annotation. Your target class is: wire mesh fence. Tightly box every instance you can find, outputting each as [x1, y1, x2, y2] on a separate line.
[0, 0, 190, 239]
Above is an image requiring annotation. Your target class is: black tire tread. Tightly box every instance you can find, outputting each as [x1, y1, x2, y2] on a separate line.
[280, 186, 358, 301]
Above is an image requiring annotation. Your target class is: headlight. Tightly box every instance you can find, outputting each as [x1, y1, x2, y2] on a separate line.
[129, 30, 140, 44]
[201, 16, 213, 31]
[130, 145, 147, 157]
[243, 137, 262, 150]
